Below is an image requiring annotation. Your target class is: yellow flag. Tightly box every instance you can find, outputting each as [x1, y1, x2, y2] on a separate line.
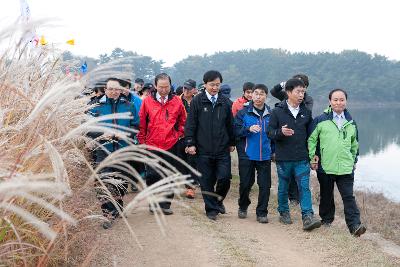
[66, 39, 75, 45]
[40, 35, 47, 45]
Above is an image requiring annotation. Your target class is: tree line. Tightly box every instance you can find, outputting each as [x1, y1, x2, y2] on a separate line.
[63, 48, 400, 103]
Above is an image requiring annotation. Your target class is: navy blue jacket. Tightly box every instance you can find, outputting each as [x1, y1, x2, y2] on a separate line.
[267, 100, 312, 161]
[88, 95, 139, 152]
[234, 102, 274, 161]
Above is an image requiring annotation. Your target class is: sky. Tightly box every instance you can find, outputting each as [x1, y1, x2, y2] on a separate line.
[1, 0, 399, 66]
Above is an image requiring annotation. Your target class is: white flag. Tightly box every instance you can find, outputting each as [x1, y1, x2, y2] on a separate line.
[20, 0, 31, 22]
[20, 0, 36, 45]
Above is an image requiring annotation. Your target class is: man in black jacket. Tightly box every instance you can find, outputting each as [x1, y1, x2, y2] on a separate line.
[185, 70, 235, 220]
[270, 74, 313, 206]
[267, 78, 321, 231]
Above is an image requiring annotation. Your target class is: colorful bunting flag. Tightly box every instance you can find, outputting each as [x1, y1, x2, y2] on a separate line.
[39, 35, 48, 46]
[66, 39, 75, 45]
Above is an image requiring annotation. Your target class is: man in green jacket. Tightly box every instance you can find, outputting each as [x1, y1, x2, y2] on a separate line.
[308, 88, 366, 237]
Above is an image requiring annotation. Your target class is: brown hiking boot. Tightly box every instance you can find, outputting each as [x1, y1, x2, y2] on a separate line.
[352, 224, 367, 237]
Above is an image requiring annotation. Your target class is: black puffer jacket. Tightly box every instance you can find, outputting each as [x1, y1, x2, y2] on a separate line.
[267, 101, 312, 161]
[185, 91, 235, 156]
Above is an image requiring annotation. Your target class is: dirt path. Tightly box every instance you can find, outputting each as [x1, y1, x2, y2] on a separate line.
[88, 181, 400, 267]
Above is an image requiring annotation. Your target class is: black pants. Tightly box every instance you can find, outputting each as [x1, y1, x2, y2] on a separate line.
[145, 143, 179, 209]
[95, 150, 128, 218]
[197, 153, 231, 215]
[176, 139, 199, 187]
[317, 172, 361, 231]
[238, 159, 271, 217]
[288, 177, 299, 202]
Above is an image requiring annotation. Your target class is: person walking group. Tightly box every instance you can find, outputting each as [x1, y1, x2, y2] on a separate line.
[86, 70, 366, 237]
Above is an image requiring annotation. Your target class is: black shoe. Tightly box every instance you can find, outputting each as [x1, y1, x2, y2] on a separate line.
[217, 203, 226, 214]
[279, 212, 293, 225]
[238, 209, 247, 219]
[131, 183, 139, 193]
[351, 224, 367, 237]
[257, 216, 268, 224]
[321, 220, 332, 228]
[303, 214, 322, 231]
[206, 212, 217, 221]
[102, 221, 112, 229]
[161, 208, 174, 215]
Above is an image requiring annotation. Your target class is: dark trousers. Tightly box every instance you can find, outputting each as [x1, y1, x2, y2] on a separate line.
[145, 143, 179, 209]
[176, 139, 199, 187]
[317, 172, 361, 230]
[95, 150, 128, 218]
[288, 177, 299, 202]
[197, 153, 232, 215]
[238, 159, 271, 217]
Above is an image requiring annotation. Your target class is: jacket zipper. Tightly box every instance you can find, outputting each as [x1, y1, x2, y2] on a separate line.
[259, 117, 262, 161]
[112, 99, 118, 151]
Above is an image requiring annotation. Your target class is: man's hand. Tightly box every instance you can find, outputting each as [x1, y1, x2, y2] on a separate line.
[229, 146, 235, 152]
[310, 155, 319, 170]
[249, 125, 261, 133]
[281, 125, 294, 136]
[186, 146, 197, 155]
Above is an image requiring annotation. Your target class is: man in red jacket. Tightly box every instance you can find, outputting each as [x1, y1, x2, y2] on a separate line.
[232, 82, 255, 117]
[138, 73, 187, 215]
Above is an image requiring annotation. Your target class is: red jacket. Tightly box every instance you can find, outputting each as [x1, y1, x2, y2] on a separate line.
[232, 96, 249, 117]
[138, 92, 186, 150]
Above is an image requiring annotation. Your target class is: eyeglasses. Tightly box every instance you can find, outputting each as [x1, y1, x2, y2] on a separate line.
[106, 87, 122, 91]
[253, 92, 266, 97]
[207, 83, 221, 88]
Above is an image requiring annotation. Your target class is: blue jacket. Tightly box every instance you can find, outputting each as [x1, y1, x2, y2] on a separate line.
[234, 102, 273, 161]
[88, 95, 139, 152]
[125, 91, 142, 114]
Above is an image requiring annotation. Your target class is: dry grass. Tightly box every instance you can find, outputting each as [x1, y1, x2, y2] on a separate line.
[0, 22, 191, 266]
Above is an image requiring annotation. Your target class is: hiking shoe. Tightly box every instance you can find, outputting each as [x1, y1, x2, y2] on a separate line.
[257, 216, 268, 224]
[161, 208, 174, 215]
[185, 188, 195, 199]
[352, 224, 367, 237]
[206, 212, 217, 221]
[130, 183, 139, 193]
[303, 214, 322, 231]
[217, 202, 226, 214]
[102, 220, 112, 229]
[279, 212, 293, 225]
[238, 209, 247, 219]
[321, 220, 332, 228]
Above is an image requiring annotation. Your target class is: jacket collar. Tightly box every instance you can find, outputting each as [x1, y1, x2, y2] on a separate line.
[246, 101, 270, 117]
[99, 95, 128, 104]
[200, 91, 226, 104]
[323, 106, 353, 121]
[151, 90, 174, 102]
[277, 100, 308, 114]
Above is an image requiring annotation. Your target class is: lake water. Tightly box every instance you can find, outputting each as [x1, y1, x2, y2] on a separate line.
[314, 106, 400, 202]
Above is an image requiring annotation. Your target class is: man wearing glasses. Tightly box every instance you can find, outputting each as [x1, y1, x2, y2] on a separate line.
[185, 70, 235, 220]
[88, 77, 139, 229]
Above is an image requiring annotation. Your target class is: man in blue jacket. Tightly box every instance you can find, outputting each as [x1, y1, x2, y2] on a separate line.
[234, 84, 273, 223]
[88, 77, 139, 229]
